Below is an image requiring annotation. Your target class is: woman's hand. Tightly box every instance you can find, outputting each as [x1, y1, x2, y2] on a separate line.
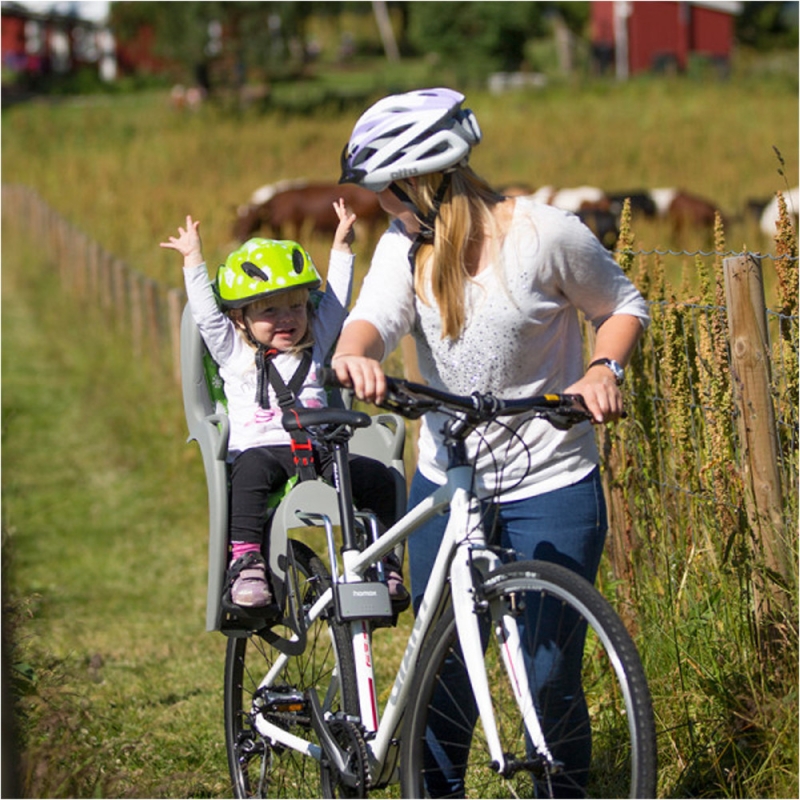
[564, 367, 625, 424]
[570, 314, 642, 423]
[331, 353, 387, 405]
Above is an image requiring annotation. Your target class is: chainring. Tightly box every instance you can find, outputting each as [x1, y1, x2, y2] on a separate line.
[319, 718, 370, 798]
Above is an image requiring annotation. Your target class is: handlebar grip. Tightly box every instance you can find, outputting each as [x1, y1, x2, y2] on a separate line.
[319, 367, 344, 389]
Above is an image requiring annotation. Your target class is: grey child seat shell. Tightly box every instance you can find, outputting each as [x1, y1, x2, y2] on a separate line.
[179, 303, 406, 633]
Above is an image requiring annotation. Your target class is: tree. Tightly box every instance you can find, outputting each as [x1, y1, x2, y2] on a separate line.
[736, 1, 799, 50]
[405, 2, 589, 79]
[109, 1, 319, 85]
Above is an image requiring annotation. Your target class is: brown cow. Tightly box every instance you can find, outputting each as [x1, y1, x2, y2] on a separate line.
[233, 182, 386, 243]
[666, 190, 722, 238]
[650, 188, 722, 237]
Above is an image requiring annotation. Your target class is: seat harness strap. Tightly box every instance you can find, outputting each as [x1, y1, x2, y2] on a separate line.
[256, 347, 317, 482]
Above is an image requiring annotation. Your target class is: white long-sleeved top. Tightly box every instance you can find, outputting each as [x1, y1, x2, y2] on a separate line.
[344, 197, 650, 501]
[184, 249, 354, 456]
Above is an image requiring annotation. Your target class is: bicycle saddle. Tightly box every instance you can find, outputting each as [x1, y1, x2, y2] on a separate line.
[282, 407, 372, 431]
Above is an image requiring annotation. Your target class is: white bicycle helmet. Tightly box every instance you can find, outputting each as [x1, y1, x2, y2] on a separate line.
[339, 87, 482, 192]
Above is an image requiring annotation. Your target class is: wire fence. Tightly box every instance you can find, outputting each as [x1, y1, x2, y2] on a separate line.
[4, 182, 797, 624]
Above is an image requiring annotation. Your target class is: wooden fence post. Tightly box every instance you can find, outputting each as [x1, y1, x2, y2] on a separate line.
[112, 259, 128, 331]
[723, 254, 789, 610]
[167, 288, 185, 385]
[143, 277, 161, 358]
[130, 271, 144, 358]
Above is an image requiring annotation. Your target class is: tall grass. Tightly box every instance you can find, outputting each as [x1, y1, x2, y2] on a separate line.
[2, 75, 796, 283]
[3, 72, 798, 798]
[3, 227, 230, 797]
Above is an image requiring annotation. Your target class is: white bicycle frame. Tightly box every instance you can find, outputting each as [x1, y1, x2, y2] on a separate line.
[250, 461, 554, 784]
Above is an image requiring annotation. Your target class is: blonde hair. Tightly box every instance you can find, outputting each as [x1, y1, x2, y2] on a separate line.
[231, 287, 315, 354]
[403, 167, 503, 340]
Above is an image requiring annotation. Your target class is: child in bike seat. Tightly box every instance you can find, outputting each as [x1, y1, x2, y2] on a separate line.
[161, 203, 408, 612]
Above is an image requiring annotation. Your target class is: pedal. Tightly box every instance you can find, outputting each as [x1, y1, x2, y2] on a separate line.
[261, 688, 306, 714]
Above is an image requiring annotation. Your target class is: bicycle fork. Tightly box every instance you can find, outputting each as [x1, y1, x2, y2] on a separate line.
[448, 489, 557, 778]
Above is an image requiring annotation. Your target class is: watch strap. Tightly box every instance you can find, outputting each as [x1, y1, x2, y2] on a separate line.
[588, 358, 624, 386]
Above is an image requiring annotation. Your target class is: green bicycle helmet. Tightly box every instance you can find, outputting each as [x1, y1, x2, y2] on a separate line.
[215, 238, 321, 309]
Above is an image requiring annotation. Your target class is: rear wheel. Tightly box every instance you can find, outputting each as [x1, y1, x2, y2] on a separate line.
[400, 560, 656, 798]
[224, 540, 359, 798]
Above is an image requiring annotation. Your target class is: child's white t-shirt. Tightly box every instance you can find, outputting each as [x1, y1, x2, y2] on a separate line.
[184, 250, 353, 456]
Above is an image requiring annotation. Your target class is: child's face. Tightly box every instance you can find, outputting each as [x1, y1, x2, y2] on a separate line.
[241, 290, 309, 350]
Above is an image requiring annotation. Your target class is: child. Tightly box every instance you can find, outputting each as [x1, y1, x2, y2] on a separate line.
[161, 202, 408, 611]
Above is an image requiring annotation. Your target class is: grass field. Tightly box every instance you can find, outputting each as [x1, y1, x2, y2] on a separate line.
[2, 71, 797, 283]
[3, 63, 798, 798]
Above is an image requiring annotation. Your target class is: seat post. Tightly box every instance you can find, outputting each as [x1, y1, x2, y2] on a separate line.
[329, 440, 359, 553]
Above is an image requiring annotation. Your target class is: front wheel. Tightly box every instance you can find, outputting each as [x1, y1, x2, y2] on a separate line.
[224, 540, 359, 798]
[400, 559, 656, 798]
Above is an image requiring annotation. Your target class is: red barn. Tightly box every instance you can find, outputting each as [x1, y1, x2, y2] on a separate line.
[1, 1, 116, 85]
[591, 1, 742, 78]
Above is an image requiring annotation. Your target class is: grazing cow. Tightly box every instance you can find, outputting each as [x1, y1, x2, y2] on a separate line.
[649, 187, 678, 219]
[233, 182, 386, 242]
[234, 179, 310, 225]
[530, 185, 610, 213]
[551, 185, 610, 212]
[497, 183, 535, 197]
[759, 187, 799, 236]
[607, 191, 657, 219]
[247, 179, 308, 210]
[528, 185, 617, 248]
[664, 190, 722, 237]
[577, 208, 619, 250]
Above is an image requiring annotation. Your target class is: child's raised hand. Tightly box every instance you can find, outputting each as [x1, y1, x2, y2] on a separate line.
[332, 199, 357, 252]
[160, 215, 204, 268]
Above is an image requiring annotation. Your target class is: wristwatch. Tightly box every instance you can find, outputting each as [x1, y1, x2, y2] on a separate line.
[588, 358, 625, 386]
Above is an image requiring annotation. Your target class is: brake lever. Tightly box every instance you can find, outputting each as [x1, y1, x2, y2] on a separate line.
[544, 394, 593, 431]
[380, 390, 437, 420]
[546, 394, 626, 430]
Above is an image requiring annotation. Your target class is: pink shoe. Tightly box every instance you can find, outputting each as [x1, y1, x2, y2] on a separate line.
[228, 552, 272, 608]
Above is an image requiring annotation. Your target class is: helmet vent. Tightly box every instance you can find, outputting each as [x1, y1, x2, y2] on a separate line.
[291, 248, 305, 274]
[241, 261, 270, 282]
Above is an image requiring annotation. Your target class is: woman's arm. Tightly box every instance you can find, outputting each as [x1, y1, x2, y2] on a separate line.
[331, 320, 388, 404]
[564, 313, 643, 424]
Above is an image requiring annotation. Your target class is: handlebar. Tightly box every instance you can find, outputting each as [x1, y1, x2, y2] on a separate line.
[320, 368, 594, 431]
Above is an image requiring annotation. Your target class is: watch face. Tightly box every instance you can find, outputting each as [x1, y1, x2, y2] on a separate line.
[592, 358, 624, 385]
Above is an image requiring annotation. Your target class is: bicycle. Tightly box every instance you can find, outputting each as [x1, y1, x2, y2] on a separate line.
[222, 372, 657, 799]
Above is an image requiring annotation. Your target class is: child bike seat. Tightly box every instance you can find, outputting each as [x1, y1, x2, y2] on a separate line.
[180, 303, 406, 633]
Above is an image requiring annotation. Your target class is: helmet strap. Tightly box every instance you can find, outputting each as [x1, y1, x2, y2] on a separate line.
[401, 172, 452, 275]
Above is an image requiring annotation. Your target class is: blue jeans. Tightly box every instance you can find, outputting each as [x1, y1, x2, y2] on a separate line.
[407, 467, 608, 797]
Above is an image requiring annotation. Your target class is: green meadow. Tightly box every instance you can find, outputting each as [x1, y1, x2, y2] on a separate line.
[3, 68, 798, 798]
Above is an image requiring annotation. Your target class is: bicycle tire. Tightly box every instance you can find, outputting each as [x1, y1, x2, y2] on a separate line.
[224, 539, 360, 798]
[400, 559, 656, 799]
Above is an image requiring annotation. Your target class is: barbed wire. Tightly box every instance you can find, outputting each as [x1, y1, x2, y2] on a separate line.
[614, 246, 797, 261]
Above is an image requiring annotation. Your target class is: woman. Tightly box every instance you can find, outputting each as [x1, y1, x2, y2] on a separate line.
[332, 87, 649, 796]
